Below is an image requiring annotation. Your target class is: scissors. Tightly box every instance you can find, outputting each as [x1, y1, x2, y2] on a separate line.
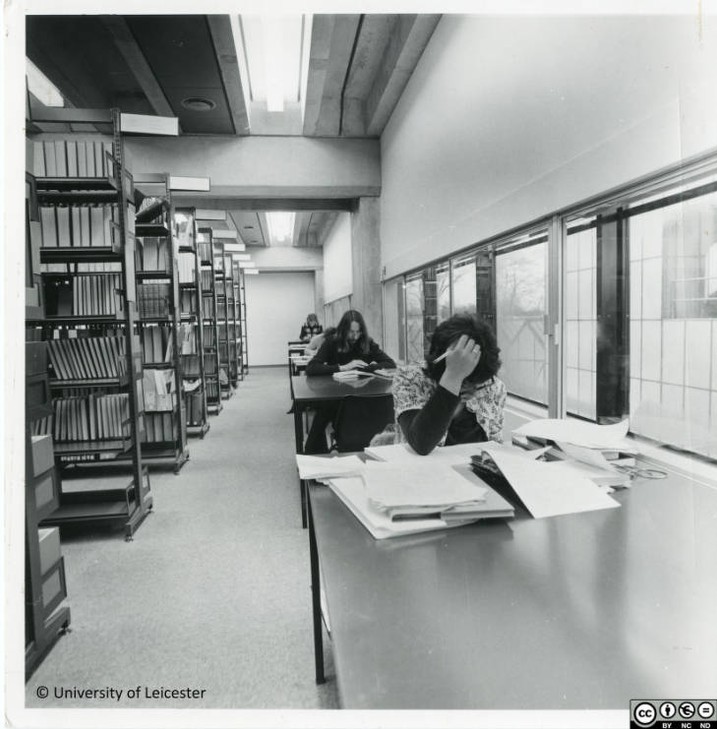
[614, 464, 667, 480]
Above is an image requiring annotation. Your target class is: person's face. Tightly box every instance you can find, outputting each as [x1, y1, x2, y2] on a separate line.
[347, 321, 362, 343]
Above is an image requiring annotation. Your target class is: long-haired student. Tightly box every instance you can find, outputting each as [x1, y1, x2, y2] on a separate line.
[388, 314, 506, 455]
[303, 309, 396, 453]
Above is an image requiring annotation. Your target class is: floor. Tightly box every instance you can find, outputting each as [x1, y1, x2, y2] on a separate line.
[24, 367, 339, 711]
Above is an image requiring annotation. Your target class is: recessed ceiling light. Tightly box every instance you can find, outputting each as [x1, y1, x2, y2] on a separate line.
[181, 97, 216, 112]
[244, 225, 254, 229]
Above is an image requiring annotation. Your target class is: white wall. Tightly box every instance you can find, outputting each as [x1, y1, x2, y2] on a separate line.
[380, 14, 717, 278]
[322, 213, 352, 303]
[245, 271, 316, 365]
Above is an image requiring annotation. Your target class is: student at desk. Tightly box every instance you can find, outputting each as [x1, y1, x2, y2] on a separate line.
[388, 314, 506, 454]
[304, 310, 396, 453]
[299, 313, 323, 342]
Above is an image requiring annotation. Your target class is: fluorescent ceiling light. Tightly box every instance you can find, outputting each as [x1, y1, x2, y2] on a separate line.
[238, 261, 256, 268]
[26, 59, 64, 107]
[266, 211, 295, 244]
[195, 209, 227, 221]
[244, 269, 260, 275]
[169, 176, 211, 192]
[231, 253, 252, 261]
[223, 242, 246, 253]
[211, 229, 238, 239]
[239, 15, 306, 113]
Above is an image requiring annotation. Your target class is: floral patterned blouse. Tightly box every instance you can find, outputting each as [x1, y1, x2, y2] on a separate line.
[391, 363, 507, 444]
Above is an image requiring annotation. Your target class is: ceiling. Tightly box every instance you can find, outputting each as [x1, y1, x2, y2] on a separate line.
[25, 14, 440, 247]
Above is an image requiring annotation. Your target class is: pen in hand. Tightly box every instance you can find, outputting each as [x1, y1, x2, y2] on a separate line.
[432, 351, 449, 363]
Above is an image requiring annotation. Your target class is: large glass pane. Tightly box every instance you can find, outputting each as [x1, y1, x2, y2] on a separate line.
[564, 224, 597, 420]
[451, 254, 476, 315]
[628, 187, 717, 458]
[382, 278, 403, 363]
[495, 241, 548, 405]
[405, 275, 425, 363]
[436, 262, 451, 322]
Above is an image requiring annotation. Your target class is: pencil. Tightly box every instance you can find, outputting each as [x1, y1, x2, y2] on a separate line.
[433, 351, 449, 363]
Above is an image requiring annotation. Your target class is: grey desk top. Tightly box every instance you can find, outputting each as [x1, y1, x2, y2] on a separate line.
[291, 374, 393, 405]
[309, 472, 717, 710]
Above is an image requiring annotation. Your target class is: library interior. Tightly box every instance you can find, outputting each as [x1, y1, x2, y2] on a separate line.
[8, 8, 717, 728]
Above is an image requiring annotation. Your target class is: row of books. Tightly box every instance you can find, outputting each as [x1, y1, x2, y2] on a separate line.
[48, 335, 127, 381]
[178, 323, 198, 355]
[51, 394, 130, 442]
[184, 386, 205, 425]
[43, 274, 121, 317]
[29, 139, 114, 178]
[206, 380, 220, 400]
[142, 369, 176, 413]
[140, 325, 173, 364]
[182, 355, 201, 378]
[178, 252, 196, 283]
[137, 238, 171, 272]
[179, 289, 196, 314]
[202, 296, 215, 319]
[203, 325, 215, 347]
[200, 270, 214, 290]
[137, 283, 171, 319]
[198, 241, 211, 262]
[40, 205, 118, 248]
[142, 412, 178, 444]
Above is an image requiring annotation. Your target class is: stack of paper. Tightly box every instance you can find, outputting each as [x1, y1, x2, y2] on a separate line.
[332, 370, 365, 381]
[513, 418, 636, 489]
[296, 454, 364, 482]
[362, 461, 488, 520]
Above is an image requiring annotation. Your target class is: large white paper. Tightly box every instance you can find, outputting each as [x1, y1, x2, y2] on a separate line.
[296, 454, 364, 480]
[365, 442, 485, 465]
[362, 461, 486, 509]
[513, 418, 633, 450]
[485, 449, 620, 518]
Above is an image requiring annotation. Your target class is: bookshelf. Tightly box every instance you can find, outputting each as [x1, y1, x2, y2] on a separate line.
[225, 251, 239, 388]
[231, 259, 246, 380]
[198, 228, 222, 414]
[214, 243, 234, 400]
[176, 207, 210, 438]
[26, 108, 153, 539]
[238, 262, 249, 375]
[25, 340, 71, 678]
[134, 174, 189, 473]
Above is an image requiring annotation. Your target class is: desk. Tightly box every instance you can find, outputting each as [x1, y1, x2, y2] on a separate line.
[291, 375, 393, 455]
[307, 472, 717, 708]
[292, 375, 393, 527]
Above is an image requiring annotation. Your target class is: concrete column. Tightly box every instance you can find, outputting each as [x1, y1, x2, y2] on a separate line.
[350, 197, 384, 346]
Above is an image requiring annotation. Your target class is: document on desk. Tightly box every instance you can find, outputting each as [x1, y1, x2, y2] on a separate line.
[296, 454, 364, 481]
[513, 418, 636, 451]
[483, 448, 620, 518]
[363, 461, 487, 510]
[327, 473, 513, 540]
[365, 442, 483, 465]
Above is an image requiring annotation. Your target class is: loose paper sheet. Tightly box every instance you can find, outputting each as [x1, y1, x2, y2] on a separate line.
[485, 449, 620, 518]
[513, 418, 634, 450]
[362, 461, 486, 508]
[296, 454, 364, 480]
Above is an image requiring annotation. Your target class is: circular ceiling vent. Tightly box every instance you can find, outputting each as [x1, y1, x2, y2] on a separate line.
[181, 97, 216, 112]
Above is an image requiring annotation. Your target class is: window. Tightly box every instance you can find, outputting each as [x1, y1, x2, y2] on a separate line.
[451, 254, 476, 316]
[404, 274, 424, 364]
[495, 236, 548, 406]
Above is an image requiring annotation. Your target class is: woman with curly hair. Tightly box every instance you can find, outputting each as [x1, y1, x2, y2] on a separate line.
[389, 314, 506, 455]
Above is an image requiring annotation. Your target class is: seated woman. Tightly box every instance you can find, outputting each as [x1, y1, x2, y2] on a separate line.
[299, 313, 323, 342]
[304, 310, 396, 453]
[305, 310, 395, 376]
[392, 314, 506, 455]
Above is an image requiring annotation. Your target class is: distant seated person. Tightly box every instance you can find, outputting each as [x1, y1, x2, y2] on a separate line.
[304, 310, 396, 453]
[389, 314, 506, 455]
[299, 313, 323, 342]
[305, 309, 396, 377]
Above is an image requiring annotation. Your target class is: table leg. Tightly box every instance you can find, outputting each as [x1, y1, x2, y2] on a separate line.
[307, 491, 325, 685]
[294, 405, 308, 528]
